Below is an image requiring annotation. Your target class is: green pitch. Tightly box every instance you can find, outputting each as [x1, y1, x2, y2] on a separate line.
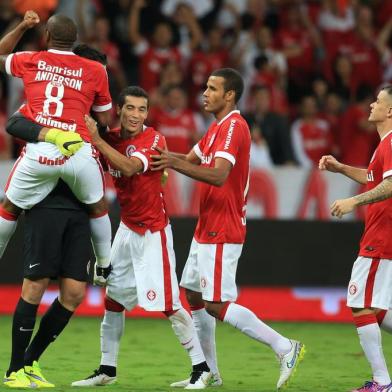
[1, 316, 392, 391]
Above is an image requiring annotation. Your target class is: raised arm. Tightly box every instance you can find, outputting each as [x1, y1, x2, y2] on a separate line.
[0, 10, 40, 70]
[128, 0, 145, 46]
[319, 155, 367, 185]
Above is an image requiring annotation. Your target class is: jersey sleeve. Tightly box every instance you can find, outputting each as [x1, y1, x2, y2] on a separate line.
[382, 138, 392, 179]
[91, 64, 112, 112]
[131, 131, 166, 173]
[193, 132, 208, 160]
[214, 118, 244, 166]
[5, 51, 34, 78]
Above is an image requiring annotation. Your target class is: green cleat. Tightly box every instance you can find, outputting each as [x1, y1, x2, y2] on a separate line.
[3, 368, 37, 388]
[24, 361, 55, 388]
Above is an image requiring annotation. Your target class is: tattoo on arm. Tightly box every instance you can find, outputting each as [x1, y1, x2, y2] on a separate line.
[354, 177, 392, 206]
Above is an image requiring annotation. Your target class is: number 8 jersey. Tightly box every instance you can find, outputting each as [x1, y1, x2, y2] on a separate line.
[5, 49, 112, 142]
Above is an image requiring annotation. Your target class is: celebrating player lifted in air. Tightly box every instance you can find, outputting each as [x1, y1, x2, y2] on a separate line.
[320, 85, 392, 392]
[0, 11, 113, 274]
[152, 68, 305, 390]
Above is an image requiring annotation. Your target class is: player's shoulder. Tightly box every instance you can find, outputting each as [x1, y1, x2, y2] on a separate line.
[105, 127, 121, 142]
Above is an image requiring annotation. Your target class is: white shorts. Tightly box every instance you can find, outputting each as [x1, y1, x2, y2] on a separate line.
[180, 238, 243, 302]
[5, 142, 104, 209]
[106, 222, 181, 312]
[347, 256, 392, 310]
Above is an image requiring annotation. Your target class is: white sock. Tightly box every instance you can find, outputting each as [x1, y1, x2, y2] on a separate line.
[169, 308, 206, 366]
[380, 311, 392, 334]
[90, 214, 111, 268]
[357, 323, 391, 385]
[191, 308, 219, 374]
[223, 303, 291, 355]
[0, 213, 17, 259]
[100, 310, 125, 367]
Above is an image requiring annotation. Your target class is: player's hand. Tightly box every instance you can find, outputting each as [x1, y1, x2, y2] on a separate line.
[84, 114, 100, 143]
[93, 263, 112, 287]
[22, 11, 40, 29]
[319, 155, 343, 173]
[330, 198, 357, 219]
[161, 169, 169, 186]
[151, 146, 179, 171]
[45, 128, 83, 157]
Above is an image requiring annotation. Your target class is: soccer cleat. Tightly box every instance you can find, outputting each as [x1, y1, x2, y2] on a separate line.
[71, 369, 117, 387]
[184, 370, 211, 390]
[351, 381, 392, 391]
[3, 368, 37, 388]
[170, 372, 222, 388]
[24, 361, 55, 388]
[276, 340, 305, 389]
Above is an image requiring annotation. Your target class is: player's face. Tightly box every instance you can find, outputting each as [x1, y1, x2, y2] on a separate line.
[369, 90, 392, 123]
[202, 76, 227, 114]
[118, 95, 148, 136]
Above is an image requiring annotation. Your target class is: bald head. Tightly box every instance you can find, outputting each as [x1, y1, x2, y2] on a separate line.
[46, 15, 77, 48]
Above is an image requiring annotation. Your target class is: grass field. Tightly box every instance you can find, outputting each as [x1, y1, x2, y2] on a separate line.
[1, 316, 392, 391]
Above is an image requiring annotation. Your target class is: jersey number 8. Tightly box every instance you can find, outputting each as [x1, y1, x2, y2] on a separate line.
[43, 82, 64, 117]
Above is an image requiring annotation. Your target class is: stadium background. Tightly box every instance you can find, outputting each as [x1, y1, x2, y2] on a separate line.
[0, 0, 391, 324]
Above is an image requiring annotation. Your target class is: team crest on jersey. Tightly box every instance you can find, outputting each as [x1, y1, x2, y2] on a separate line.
[349, 282, 358, 296]
[126, 145, 136, 157]
[200, 277, 207, 288]
[147, 289, 157, 301]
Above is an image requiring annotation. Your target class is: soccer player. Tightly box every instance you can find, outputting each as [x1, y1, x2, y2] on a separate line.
[3, 44, 108, 390]
[71, 86, 211, 389]
[0, 11, 113, 275]
[152, 68, 305, 390]
[319, 85, 392, 392]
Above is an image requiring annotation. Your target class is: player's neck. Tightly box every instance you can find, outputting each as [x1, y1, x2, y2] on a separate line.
[48, 41, 73, 52]
[214, 105, 237, 122]
[377, 121, 392, 139]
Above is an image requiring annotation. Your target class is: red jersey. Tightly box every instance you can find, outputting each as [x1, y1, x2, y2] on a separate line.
[149, 107, 198, 154]
[104, 126, 168, 234]
[359, 131, 392, 259]
[6, 49, 112, 142]
[193, 110, 250, 244]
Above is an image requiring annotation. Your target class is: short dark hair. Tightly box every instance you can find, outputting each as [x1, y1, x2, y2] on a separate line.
[117, 86, 149, 108]
[381, 85, 392, 98]
[210, 68, 244, 103]
[73, 44, 107, 65]
[46, 15, 77, 47]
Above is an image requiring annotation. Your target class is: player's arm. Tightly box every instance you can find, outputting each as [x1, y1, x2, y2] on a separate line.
[84, 114, 142, 177]
[319, 155, 367, 185]
[151, 146, 231, 187]
[0, 11, 40, 70]
[331, 177, 392, 218]
[165, 149, 201, 164]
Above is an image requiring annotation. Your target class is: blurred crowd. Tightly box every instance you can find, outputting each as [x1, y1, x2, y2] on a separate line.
[0, 0, 391, 169]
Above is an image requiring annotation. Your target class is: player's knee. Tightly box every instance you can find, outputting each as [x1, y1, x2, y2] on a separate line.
[104, 296, 125, 312]
[204, 302, 220, 319]
[1, 198, 22, 216]
[87, 198, 108, 217]
[21, 279, 47, 304]
[185, 289, 204, 308]
[60, 288, 85, 310]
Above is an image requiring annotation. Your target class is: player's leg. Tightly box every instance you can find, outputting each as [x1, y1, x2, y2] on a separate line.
[61, 144, 111, 268]
[1, 152, 60, 261]
[171, 238, 221, 388]
[199, 242, 304, 390]
[72, 224, 137, 387]
[348, 257, 392, 391]
[3, 278, 49, 389]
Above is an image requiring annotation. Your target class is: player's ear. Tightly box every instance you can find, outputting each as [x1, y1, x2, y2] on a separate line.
[116, 104, 121, 116]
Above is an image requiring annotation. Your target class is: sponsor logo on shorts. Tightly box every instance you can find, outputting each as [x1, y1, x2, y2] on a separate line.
[38, 156, 69, 166]
[200, 277, 207, 288]
[147, 289, 156, 301]
[349, 282, 358, 295]
[29, 263, 40, 269]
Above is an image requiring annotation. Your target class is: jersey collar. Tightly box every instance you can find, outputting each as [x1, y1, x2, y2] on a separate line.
[48, 49, 75, 55]
[381, 129, 392, 141]
[217, 109, 240, 126]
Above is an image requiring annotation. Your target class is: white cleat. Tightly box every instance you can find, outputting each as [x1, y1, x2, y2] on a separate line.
[170, 372, 222, 388]
[71, 370, 116, 387]
[184, 371, 211, 390]
[276, 340, 305, 390]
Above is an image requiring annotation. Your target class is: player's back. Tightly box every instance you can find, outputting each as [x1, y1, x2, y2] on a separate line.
[6, 49, 112, 142]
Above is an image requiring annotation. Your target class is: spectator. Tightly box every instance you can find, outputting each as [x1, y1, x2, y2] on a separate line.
[244, 86, 294, 165]
[128, 0, 202, 93]
[149, 85, 203, 154]
[250, 125, 273, 170]
[376, 18, 392, 84]
[291, 95, 333, 167]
